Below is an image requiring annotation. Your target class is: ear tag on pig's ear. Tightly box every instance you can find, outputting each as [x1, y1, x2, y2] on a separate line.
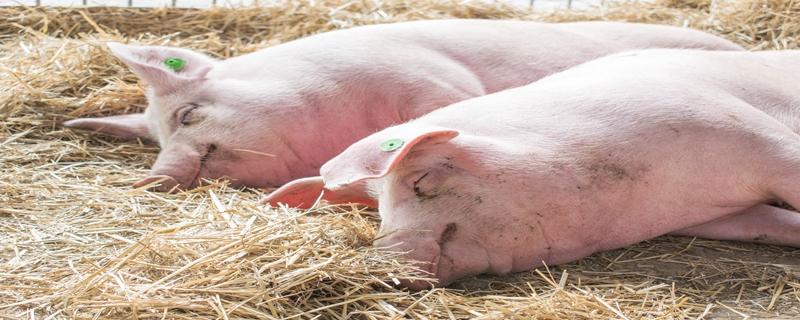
[379, 138, 404, 152]
[163, 57, 186, 72]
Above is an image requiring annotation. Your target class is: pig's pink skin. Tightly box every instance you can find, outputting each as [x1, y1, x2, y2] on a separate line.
[261, 176, 378, 208]
[309, 49, 800, 289]
[63, 20, 742, 190]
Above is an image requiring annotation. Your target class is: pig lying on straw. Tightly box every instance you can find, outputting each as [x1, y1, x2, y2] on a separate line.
[266, 49, 800, 289]
[64, 19, 741, 190]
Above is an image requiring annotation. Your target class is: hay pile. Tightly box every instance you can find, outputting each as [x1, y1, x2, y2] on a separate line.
[1, 0, 799, 318]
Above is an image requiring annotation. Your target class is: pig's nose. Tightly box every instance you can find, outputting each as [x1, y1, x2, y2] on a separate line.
[373, 231, 442, 290]
[133, 175, 181, 192]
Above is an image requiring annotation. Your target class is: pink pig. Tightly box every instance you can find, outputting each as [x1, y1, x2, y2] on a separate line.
[265, 49, 800, 289]
[64, 19, 742, 190]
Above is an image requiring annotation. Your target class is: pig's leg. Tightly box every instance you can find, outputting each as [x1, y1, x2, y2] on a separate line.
[670, 204, 800, 247]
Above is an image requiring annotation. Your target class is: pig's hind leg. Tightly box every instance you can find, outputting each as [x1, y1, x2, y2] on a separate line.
[670, 204, 800, 247]
[673, 106, 800, 247]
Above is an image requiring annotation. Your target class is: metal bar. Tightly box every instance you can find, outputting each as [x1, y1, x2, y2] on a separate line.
[128, 0, 132, 6]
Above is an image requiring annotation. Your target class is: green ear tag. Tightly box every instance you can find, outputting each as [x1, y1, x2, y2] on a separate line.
[380, 138, 404, 152]
[163, 57, 186, 72]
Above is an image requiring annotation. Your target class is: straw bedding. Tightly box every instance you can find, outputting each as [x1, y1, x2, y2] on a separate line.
[1, 0, 799, 318]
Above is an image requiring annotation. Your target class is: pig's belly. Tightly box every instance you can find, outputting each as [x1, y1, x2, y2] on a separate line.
[526, 203, 752, 269]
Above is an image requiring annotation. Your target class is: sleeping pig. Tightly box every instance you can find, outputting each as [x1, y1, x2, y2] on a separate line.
[265, 49, 800, 289]
[64, 19, 742, 190]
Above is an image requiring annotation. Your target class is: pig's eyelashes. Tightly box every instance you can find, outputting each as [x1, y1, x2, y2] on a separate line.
[178, 103, 201, 126]
[200, 143, 217, 164]
[412, 171, 431, 197]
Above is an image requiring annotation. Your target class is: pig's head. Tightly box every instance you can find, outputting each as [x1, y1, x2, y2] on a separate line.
[64, 43, 305, 190]
[267, 124, 543, 289]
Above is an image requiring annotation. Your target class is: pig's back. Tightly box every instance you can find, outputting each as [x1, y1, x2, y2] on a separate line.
[541, 49, 800, 131]
[333, 20, 744, 93]
[414, 49, 800, 139]
[691, 50, 800, 131]
[553, 21, 743, 52]
[223, 20, 742, 94]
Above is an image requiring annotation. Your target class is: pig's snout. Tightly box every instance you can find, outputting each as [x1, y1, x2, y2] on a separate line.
[373, 224, 462, 290]
[133, 143, 209, 192]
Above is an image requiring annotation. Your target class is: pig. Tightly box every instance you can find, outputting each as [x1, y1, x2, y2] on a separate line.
[264, 49, 800, 289]
[63, 19, 743, 191]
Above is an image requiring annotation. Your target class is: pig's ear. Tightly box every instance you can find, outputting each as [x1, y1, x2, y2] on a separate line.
[63, 113, 153, 141]
[107, 42, 215, 95]
[322, 128, 459, 190]
[262, 176, 378, 209]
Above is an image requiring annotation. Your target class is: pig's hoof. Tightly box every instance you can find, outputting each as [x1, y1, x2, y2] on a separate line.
[260, 193, 317, 209]
[396, 278, 437, 291]
[260, 177, 326, 209]
[133, 175, 181, 192]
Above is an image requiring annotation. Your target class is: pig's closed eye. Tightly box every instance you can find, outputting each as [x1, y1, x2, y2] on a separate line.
[413, 171, 431, 197]
[178, 103, 200, 126]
